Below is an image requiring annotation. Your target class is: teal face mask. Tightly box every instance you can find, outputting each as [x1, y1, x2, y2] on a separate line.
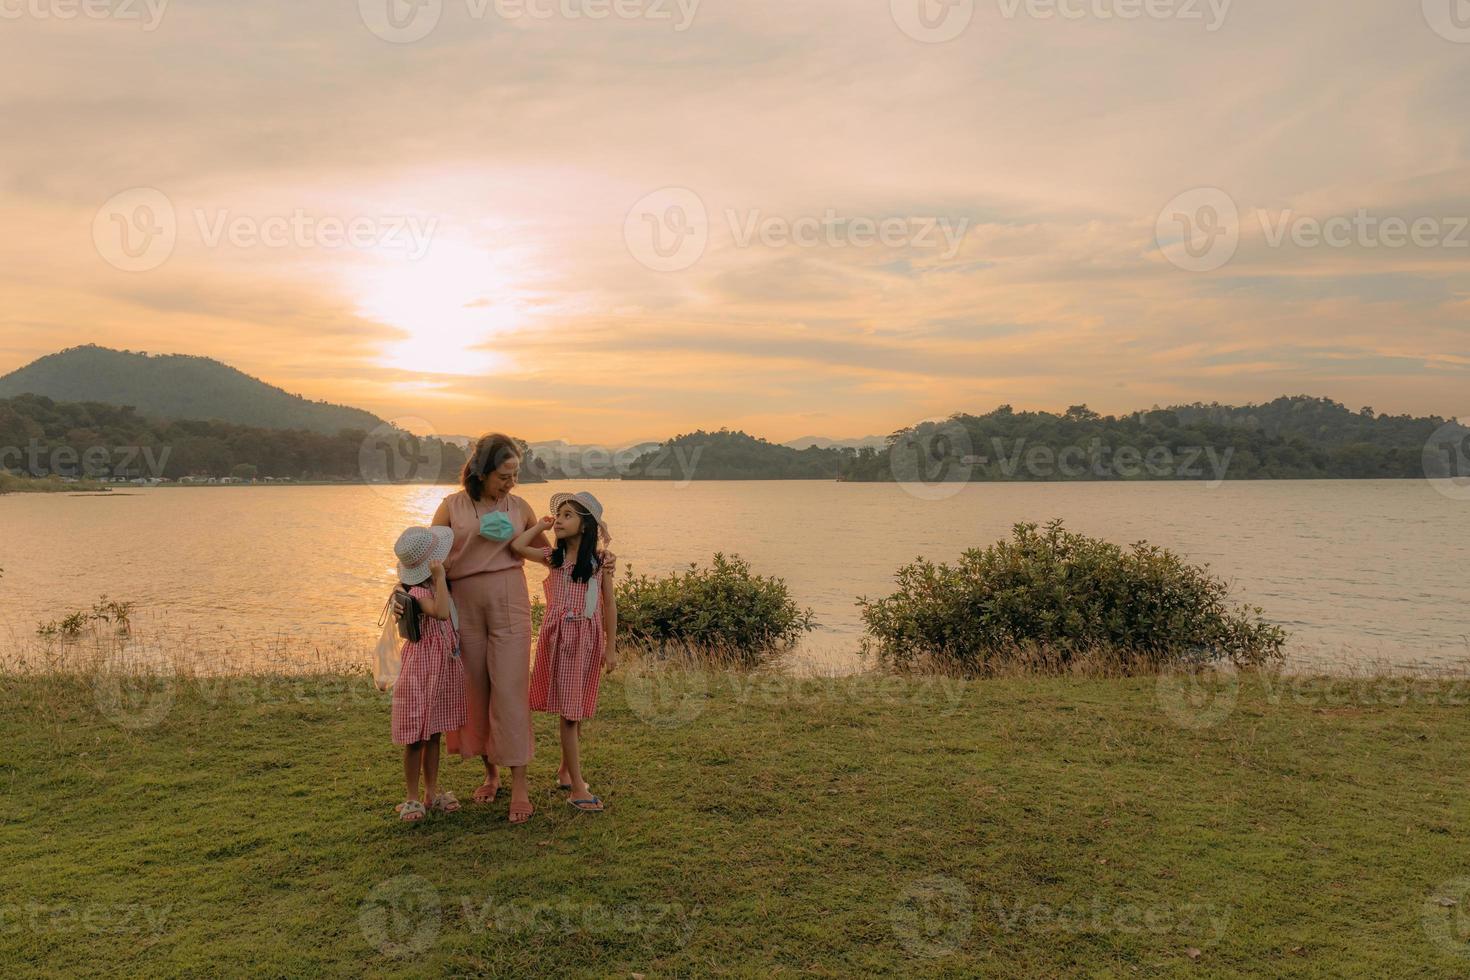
[479, 510, 516, 542]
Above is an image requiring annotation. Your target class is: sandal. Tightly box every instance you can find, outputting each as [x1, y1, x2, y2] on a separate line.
[395, 800, 427, 822]
[429, 791, 461, 813]
[472, 780, 500, 804]
[508, 800, 535, 824]
[568, 796, 604, 812]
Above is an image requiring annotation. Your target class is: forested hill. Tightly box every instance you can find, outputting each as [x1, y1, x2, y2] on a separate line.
[0, 394, 565, 484]
[2, 384, 1460, 483]
[576, 398, 1467, 482]
[621, 429, 851, 480]
[0, 345, 384, 435]
[843, 396, 1466, 482]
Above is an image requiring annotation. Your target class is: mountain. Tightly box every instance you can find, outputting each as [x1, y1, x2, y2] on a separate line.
[841, 396, 1465, 482]
[529, 439, 663, 478]
[622, 429, 852, 481]
[0, 345, 385, 435]
[0, 393, 468, 483]
[783, 434, 889, 451]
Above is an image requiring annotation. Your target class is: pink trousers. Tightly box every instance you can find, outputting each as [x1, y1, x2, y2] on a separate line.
[445, 567, 535, 767]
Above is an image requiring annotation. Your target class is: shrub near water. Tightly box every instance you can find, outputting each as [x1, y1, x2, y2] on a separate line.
[859, 520, 1287, 675]
[616, 553, 814, 665]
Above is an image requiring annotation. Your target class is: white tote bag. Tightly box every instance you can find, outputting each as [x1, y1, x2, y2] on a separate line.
[374, 596, 402, 692]
[373, 589, 459, 692]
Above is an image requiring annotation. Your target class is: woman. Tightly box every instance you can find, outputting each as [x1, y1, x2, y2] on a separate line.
[433, 433, 547, 824]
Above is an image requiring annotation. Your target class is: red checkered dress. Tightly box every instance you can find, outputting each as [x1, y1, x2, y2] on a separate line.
[529, 547, 607, 720]
[391, 584, 467, 745]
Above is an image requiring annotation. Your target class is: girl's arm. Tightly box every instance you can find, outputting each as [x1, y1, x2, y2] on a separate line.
[511, 515, 555, 564]
[601, 564, 617, 673]
[521, 497, 553, 553]
[417, 562, 452, 620]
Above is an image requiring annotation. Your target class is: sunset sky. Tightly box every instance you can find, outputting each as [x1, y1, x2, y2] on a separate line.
[2, 0, 1467, 444]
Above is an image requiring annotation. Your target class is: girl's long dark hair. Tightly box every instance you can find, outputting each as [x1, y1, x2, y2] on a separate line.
[461, 432, 520, 502]
[550, 506, 601, 584]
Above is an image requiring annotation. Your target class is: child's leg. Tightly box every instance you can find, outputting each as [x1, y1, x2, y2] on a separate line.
[403, 741, 426, 801]
[559, 717, 587, 795]
[422, 734, 442, 801]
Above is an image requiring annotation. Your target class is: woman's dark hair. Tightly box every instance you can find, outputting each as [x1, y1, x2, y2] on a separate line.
[550, 505, 601, 584]
[462, 433, 521, 502]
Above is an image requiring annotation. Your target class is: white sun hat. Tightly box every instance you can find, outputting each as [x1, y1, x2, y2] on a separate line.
[549, 491, 611, 543]
[394, 525, 454, 586]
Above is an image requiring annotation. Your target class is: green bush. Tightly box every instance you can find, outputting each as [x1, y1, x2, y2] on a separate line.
[616, 553, 815, 665]
[859, 520, 1287, 675]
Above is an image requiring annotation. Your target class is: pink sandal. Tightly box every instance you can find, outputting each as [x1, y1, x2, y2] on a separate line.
[508, 800, 534, 824]
[472, 780, 500, 804]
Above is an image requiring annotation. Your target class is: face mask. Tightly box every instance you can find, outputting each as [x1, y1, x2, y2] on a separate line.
[479, 510, 516, 542]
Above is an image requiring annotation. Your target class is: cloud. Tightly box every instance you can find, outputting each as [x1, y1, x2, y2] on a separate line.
[0, 0, 1465, 441]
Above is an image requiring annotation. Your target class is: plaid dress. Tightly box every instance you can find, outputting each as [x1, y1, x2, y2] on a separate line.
[529, 548, 606, 720]
[391, 584, 467, 745]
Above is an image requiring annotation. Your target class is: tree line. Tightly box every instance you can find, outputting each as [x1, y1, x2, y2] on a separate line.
[3, 392, 1463, 483]
[0, 395, 545, 483]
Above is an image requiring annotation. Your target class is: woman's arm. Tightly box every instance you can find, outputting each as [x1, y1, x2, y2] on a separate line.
[521, 497, 553, 553]
[601, 567, 617, 673]
[431, 498, 451, 527]
[511, 515, 555, 563]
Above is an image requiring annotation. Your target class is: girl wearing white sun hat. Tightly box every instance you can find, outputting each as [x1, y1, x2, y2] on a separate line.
[387, 525, 465, 822]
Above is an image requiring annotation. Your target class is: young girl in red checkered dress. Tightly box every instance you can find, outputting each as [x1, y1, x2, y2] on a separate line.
[389, 526, 467, 822]
[512, 492, 617, 813]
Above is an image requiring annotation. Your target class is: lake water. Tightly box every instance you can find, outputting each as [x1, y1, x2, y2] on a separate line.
[2, 480, 1466, 674]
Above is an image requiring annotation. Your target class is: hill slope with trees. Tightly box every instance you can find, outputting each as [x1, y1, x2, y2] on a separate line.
[0, 345, 385, 435]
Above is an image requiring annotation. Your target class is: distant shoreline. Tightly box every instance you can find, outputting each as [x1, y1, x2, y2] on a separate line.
[5, 474, 1460, 495]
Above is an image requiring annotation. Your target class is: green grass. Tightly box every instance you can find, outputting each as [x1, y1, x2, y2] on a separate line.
[3, 668, 1469, 978]
[0, 473, 109, 493]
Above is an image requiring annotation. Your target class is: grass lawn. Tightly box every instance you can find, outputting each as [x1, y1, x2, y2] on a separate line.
[2, 667, 1468, 977]
[0, 473, 109, 493]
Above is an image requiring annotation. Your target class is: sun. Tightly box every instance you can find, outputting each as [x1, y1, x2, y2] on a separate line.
[351, 239, 535, 377]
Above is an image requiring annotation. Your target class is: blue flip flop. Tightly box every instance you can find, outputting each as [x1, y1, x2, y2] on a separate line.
[568, 796, 604, 812]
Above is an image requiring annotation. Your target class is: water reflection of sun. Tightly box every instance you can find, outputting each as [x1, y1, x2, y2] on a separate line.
[352, 239, 535, 377]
